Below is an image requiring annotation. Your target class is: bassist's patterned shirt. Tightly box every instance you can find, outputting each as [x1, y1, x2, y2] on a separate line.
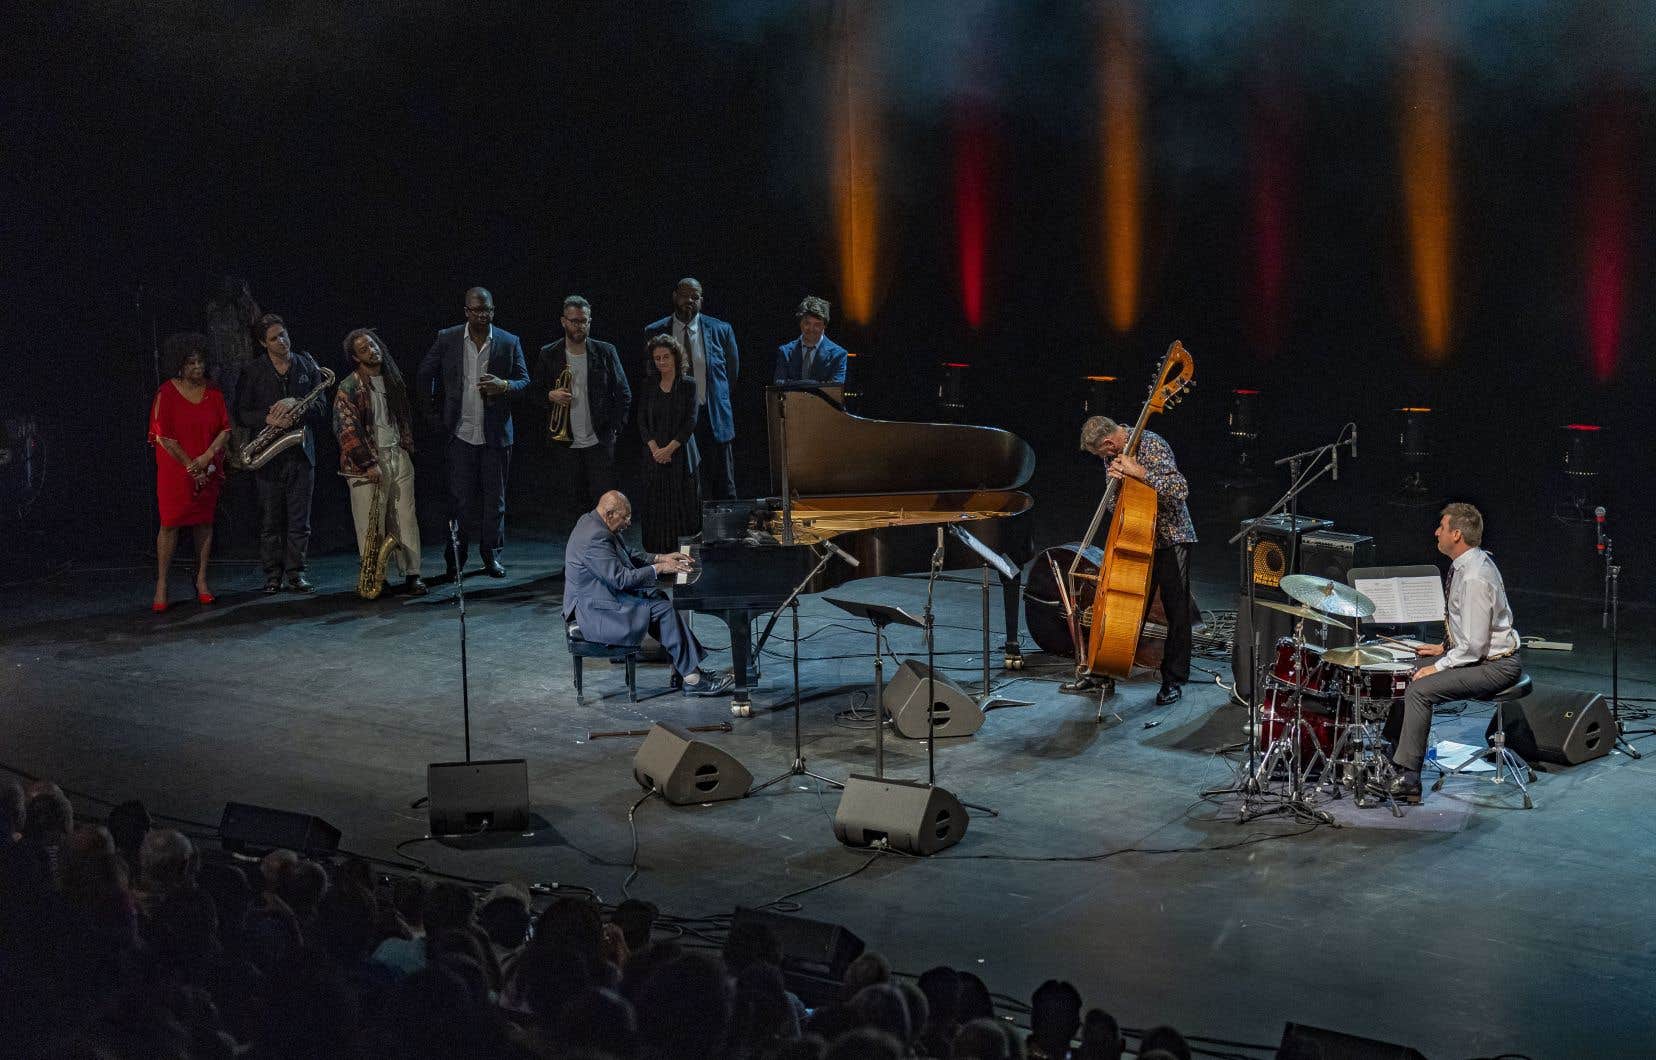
[1107, 429, 1197, 548]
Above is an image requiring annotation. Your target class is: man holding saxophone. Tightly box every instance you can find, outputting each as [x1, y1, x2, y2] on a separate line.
[334, 329, 426, 596]
[536, 295, 631, 520]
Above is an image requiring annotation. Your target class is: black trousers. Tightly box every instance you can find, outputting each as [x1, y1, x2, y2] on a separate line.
[1149, 543, 1193, 684]
[1386, 654, 1523, 771]
[693, 413, 736, 501]
[557, 439, 616, 514]
[253, 452, 314, 578]
[447, 437, 511, 567]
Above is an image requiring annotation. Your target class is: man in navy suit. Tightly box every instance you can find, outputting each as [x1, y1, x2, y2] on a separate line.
[646, 278, 739, 500]
[563, 491, 734, 696]
[416, 287, 530, 579]
[773, 296, 848, 385]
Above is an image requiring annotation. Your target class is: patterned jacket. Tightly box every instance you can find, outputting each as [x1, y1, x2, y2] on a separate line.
[333, 369, 414, 475]
[1109, 429, 1197, 546]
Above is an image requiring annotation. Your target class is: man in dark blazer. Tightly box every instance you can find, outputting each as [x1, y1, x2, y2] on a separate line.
[536, 295, 631, 516]
[773, 295, 848, 385]
[563, 491, 734, 696]
[646, 277, 740, 500]
[235, 312, 331, 593]
[416, 286, 530, 578]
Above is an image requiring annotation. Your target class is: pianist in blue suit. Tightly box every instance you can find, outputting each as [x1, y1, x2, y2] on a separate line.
[773, 296, 847, 385]
[563, 491, 734, 697]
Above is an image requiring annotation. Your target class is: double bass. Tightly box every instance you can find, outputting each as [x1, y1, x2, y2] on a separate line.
[1064, 342, 1194, 677]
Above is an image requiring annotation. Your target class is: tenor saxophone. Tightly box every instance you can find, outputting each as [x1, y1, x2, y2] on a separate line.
[356, 468, 400, 599]
[237, 365, 336, 471]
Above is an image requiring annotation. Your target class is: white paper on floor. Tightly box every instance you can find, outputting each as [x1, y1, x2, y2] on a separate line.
[1433, 739, 1495, 772]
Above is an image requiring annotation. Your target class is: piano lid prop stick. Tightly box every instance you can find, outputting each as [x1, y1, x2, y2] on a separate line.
[588, 722, 733, 741]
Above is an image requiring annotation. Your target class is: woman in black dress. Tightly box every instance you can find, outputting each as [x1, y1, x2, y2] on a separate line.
[637, 334, 701, 553]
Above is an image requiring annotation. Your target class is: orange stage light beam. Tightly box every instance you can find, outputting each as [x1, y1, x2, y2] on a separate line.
[832, 3, 879, 326]
[1400, 29, 1454, 361]
[1097, 0, 1143, 334]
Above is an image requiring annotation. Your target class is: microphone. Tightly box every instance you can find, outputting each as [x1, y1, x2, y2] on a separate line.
[1595, 506, 1606, 554]
[1349, 423, 1358, 460]
[822, 540, 861, 568]
[932, 526, 946, 571]
[1331, 446, 1339, 481]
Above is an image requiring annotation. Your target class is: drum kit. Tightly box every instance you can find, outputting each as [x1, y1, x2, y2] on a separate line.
[1250, 574, 1420, 815]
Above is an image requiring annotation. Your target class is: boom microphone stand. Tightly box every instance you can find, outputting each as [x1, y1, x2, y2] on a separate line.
[1205, 424, 1353, 823]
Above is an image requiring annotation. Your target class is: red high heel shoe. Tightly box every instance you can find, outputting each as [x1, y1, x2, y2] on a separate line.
[197, 591, 216, 604]
[151, 601, 169, 614]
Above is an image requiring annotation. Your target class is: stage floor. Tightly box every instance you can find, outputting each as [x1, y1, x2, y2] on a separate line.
[4, 513, 1654, 1058]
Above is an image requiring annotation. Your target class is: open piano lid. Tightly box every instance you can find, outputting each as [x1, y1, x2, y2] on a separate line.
[764, 385, 1036, 498]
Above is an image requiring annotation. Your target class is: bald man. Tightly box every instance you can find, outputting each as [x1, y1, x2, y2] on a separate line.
[563, 491, 734, 696]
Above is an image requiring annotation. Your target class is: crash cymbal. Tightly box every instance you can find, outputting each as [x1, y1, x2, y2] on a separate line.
[1255, 597, 1352, 631]
[1321, 644, 1406, 668]
[1279, 574, 1377, 619]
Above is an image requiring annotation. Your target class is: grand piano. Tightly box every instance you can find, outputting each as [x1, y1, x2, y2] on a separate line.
[672, 385, 1037, 709]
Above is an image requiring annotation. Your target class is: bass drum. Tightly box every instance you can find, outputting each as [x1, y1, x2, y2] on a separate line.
[1022, 543, 1103, 657]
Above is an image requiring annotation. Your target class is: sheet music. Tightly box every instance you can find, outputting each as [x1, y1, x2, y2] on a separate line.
[1353, 576, 1445, 625]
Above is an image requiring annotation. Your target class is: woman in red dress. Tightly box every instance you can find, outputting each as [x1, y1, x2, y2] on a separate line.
[150, 333, 232, 611]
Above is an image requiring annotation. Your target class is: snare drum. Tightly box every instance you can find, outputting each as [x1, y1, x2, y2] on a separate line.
[1343, 662, 1413, 720]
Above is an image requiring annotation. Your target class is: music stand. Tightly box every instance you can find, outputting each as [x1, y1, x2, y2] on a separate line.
[748, 546, 853, 795]
[948, 525, 1034, 711]
[824, 596, 923, 779]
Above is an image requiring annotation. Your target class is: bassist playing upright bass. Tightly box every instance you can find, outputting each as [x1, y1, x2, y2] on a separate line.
[1079, 415, 1197, 704]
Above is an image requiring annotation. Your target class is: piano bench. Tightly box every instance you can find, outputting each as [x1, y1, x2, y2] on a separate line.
[567, 625, 640, 703]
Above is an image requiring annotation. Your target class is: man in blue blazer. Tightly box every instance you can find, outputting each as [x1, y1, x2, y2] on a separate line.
[773, 296, 848, 385]
[646, 277, 739, 500]
[416, 286, 530, 578]
[563, 491, 735, 696]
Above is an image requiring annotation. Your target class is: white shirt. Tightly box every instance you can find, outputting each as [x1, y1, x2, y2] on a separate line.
[456, 325, 492, 445]
[677, 315, 706, 407]
[566, 347, 597, 449]
[1440, 547, 1521, 669]
[367, 376, 400, 451]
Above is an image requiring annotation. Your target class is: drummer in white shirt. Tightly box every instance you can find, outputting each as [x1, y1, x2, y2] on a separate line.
[1380, 502, 1523, 804]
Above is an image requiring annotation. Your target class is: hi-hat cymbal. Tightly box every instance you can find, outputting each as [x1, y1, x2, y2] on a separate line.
[1279, 574, 1377, 619]
[1255, 597, 1352, 631]
[1321, 644, 1405, 668]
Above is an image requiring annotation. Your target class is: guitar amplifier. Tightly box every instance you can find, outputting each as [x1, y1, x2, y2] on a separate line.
[1232, 515, 1341, 701]
[1298, 531, 1377, 584]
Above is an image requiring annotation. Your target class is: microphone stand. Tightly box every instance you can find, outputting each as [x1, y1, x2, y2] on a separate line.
[925, 528, 943, 787]
[747, 545, 851, 795]
[1204, 428, 1347, 824]
[1598, 524, 1647, 756]
[450, 519, 472, 762]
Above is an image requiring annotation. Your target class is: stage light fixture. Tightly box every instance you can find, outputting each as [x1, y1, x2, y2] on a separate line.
[1393, 407, 1433, 502]
[1221, 388, 1265, 488]
[1081, 374, 1118, 418]
[1556, 422, 1602, 522]
[938, 361, 969, 422]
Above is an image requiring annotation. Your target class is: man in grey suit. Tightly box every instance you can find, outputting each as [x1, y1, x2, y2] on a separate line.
[416, 287, 530, 579]
[563, 491, 734, 697]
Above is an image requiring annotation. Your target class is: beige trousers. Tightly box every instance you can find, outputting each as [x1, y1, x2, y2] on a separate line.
[348, 445, 421, 578]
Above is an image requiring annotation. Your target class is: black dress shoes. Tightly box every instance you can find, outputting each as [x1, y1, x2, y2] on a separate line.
[1367, 768, 1423, 805]
[262, 577, 281, 594]
[1155, 682, 1183, 705]
[483, 560, 507, 579]
[405, 575, 429, 596]
[681, 670, 736, 697]
[286, 575, 314, 593]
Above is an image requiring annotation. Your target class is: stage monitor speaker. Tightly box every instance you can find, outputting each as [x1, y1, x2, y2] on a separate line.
[729, 906, 865, 1007]
[1298, 530, 1377, 584]
[882, 660, 984, 739]
[220, 802, 341, 858]
[1490, 687, 1613, 766]
[833, 774, 967, 855]
[632, 723, 752, 805]
[1278, 1022, 1426, 1060]
[427, 758, 529, 835]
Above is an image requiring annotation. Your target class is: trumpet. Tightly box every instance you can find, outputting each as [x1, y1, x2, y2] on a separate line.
[547, 365, 574, 445]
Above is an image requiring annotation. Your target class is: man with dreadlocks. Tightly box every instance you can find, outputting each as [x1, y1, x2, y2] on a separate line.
[334, 328, 427, 595]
